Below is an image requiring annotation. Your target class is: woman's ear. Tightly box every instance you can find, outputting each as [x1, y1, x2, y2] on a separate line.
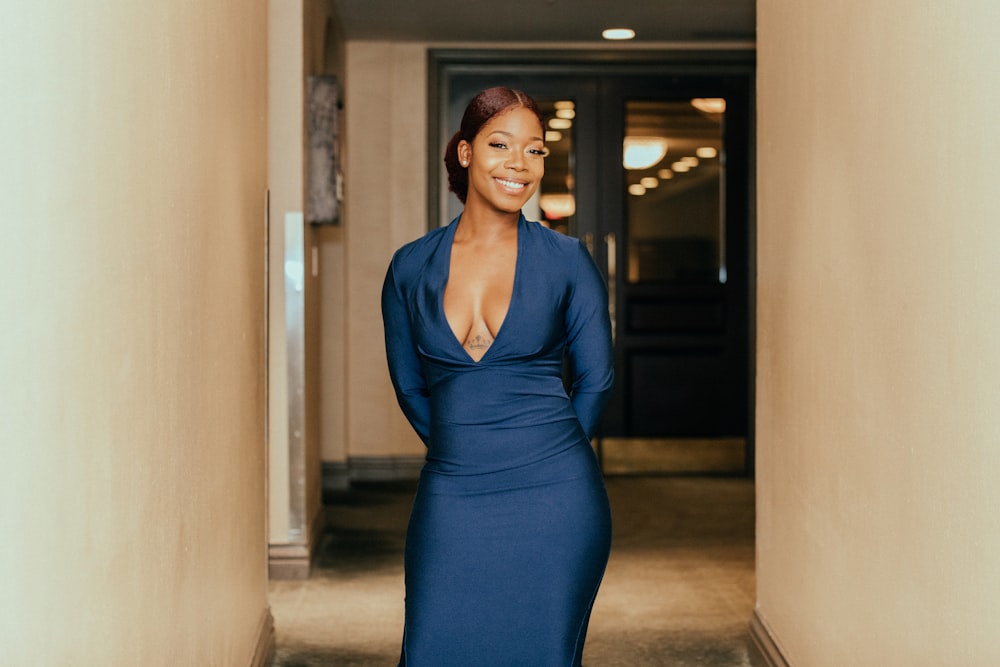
[457, 140, 471, 167]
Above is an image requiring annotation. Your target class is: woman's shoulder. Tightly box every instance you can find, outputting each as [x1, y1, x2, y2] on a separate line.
[522, 217, 587, 257]
[525, 222, 590, 268]
[388, 221, 453, 279]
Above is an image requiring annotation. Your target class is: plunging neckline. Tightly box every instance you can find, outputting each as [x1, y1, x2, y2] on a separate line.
[441, 215, 522, 364]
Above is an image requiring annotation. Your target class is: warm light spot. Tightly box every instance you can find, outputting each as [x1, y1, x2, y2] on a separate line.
[691, 98, 727, 114]
[545, 130, 563, 142]
[657, 169, 674, 180]
[696, 146, 718, 159]
[672, 161, 691, 173]
[628, 184, 647, 196]
[640, 177, 659, 189]
[548, 118, 572, 130]
[539, 193, 576, 218]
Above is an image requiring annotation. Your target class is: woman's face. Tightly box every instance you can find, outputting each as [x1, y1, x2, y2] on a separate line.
[459, 106, 547, 215]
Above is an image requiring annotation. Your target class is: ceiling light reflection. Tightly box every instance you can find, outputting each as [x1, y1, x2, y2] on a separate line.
[623, 137, 668, 170]
[690, 98, 727, 114]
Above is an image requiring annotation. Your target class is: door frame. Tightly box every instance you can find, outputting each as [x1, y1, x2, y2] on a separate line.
[428, 48, 757, 474]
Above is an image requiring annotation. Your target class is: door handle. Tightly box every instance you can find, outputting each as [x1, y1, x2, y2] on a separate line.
[604, 232, 617, 345]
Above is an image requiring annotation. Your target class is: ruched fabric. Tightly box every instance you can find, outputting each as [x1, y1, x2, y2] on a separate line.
[382, 214, 614, 666]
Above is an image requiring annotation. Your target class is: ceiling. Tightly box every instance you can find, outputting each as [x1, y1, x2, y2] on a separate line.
[329, 0, 755, 44]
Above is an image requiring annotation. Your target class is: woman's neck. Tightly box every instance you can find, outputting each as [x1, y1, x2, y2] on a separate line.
[455, 204, 519, 243]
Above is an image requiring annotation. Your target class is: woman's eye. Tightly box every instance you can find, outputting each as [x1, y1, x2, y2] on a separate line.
[529, 147, 550, 157]
[488, 142, 508, 150]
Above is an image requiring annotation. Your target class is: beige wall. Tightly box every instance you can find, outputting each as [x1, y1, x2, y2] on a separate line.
[343, 41, 429, 459]
[307, 2, 349, 467]
[266, 0, 301, 546]
[0, 2, 269, 664]
[267, 0, 334, 547]
[756, 1, 1000, 664]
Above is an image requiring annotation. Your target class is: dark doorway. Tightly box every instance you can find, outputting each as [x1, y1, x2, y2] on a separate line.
[431, 52, 755, 475]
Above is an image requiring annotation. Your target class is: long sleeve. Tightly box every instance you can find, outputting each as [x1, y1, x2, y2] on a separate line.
[381, 258, 431, 445]
[564, 240, 614, 439]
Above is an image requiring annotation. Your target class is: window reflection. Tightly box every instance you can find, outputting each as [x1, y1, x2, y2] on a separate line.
[624, 100, 725, 284]
[532, 99, 576, 236]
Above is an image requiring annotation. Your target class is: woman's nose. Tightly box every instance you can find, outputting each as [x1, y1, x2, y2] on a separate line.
[504, 151, 526, 170]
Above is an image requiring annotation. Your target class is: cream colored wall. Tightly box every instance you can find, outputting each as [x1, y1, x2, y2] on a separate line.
[756, 1, 1000, 664]
[307, 2, 349, 466]
[267, 0, 331, 546]
[267, 0, 300, 545]
[0, 2, 269, 664]
[343, 41, 429, 458]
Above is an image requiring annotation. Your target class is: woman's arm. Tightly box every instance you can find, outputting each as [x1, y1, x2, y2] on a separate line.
[564, 240, 615, 439]
[381, 258, 431, 444]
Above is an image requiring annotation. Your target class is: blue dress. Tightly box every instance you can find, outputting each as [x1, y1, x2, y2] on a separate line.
[381, 214, 614, 666]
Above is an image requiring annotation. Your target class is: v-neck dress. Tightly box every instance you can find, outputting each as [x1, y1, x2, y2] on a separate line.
[381, 214, 614, 666]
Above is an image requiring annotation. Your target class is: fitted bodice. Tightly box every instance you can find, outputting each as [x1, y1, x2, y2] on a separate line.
[382, 214, 614, 475]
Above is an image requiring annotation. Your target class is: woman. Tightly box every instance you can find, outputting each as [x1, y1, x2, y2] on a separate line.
[381, 87, 614, 666]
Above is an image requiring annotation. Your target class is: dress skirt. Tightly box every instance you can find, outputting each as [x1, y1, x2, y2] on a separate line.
[399, 441, 612, 666]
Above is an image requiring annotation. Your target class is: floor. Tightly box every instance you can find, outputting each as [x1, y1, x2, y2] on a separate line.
[269, 475, 756, 666]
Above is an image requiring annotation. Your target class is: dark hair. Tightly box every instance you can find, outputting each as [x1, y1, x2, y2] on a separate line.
[444, 87, 544, 204]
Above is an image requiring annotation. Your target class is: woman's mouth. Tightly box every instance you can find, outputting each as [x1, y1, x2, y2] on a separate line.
[495, 177, 527, 192]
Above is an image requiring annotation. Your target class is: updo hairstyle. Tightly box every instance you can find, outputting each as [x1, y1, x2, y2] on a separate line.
[444, 87, 544, 204]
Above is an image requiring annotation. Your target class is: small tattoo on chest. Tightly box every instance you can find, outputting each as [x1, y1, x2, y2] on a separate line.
[466, 334, 493, 351]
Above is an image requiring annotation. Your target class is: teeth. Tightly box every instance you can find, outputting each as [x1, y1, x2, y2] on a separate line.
[496, 178, 525, 189]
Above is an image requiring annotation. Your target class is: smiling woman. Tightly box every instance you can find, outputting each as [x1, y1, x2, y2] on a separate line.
[381, 87, 615, 666]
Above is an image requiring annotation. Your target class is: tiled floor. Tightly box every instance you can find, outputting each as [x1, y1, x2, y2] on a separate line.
[269, 475, 756, 666]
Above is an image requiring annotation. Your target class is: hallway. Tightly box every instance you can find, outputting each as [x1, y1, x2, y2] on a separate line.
[269, 475, 755, 666]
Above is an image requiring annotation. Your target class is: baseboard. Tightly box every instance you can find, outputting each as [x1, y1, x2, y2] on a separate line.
[268, 542, 311, 580]
[322, 460, 350, 492]
[599, 437, 747, 475]
[268, 502, 325, 580]
[322, 456, 424, 484]
[748, 609, 791, 667]
[249, 606, 275, 667]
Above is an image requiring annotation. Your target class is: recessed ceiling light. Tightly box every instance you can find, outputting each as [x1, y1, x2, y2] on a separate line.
[602, 28, 635, 41]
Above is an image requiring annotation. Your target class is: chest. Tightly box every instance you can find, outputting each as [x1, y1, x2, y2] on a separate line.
[442, 240, 517, 339]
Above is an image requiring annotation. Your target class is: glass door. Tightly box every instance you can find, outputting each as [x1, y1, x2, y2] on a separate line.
[439, 67, 753, 474]
[598, 76, 752, 473]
